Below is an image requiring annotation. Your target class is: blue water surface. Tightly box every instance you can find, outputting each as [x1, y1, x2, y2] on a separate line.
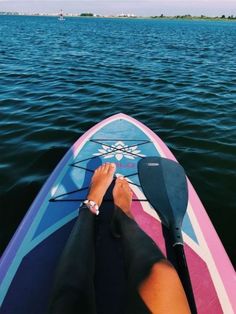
[0, 16, 235, 264]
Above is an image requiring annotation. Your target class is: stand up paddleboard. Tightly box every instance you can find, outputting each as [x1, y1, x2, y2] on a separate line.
[0, 114, 235, 313]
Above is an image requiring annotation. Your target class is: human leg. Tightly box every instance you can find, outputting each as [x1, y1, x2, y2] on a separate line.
[48, 163, 116, 314]
[112, 177, 191, 314]
[139, 260, 190, 314]
[47, 206, 96, 314]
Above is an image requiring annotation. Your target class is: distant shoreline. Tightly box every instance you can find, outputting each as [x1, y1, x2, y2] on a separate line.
[1, 12, 236, 21]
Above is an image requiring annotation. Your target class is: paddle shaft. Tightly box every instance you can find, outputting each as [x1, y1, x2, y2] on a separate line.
[173, 244, 198, 314]
[171, 223, 197, 313]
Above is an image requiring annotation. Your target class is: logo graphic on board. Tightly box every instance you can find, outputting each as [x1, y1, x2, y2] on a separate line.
[93, 141, 145, 161]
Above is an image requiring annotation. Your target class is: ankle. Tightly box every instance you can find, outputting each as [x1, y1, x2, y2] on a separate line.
[83, 199, 100, 215]
[114, 203, 133, 219]
[86, 193, 101, 207]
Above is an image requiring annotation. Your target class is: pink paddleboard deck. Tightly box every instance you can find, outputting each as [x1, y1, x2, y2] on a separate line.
[0, 113, 235, 313]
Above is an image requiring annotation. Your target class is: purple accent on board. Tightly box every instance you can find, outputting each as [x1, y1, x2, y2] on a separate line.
[1, 220, 75, 314]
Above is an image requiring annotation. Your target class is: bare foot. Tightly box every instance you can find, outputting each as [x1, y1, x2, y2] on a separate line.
[112, 177, 133, 219]
[87, 163, 116, 208]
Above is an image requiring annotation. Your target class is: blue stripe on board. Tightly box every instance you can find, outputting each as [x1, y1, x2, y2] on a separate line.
[182, 212, 198, 244]
[32, 164, 93, 239]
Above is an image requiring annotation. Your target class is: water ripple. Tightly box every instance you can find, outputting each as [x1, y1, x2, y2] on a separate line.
[0, 16, 235, 264]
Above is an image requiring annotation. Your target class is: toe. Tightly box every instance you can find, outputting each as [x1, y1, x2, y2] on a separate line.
[103, 162, 110, 173]
[110, 162, 116, 169]
[116, 176, 124, 184]
[96, 164, 103, 173]
[108, 163, 116, 175]
[100, 163, 107, 172]
[94, 165, 101, 174]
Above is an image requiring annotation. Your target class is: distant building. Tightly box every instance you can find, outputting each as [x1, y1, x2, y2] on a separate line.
[117, 13, 137, 18]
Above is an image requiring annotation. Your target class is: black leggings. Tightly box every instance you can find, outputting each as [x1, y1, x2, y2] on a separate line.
[47, 204, 165, 314]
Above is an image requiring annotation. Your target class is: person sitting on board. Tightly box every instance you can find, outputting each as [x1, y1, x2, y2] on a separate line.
[48, 162, 191, 314]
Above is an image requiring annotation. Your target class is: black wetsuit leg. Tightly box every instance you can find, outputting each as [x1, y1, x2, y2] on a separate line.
[47, 205, 96, 314]
[114, 208, 166, 314]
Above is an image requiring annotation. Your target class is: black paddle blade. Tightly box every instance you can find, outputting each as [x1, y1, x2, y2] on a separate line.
[138, 157, 188, 245]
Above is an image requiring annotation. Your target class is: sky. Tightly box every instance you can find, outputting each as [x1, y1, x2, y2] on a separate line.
[0, 0, 236, 16]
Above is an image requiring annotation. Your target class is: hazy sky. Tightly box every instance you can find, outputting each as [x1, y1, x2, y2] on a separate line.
[1, 0, 236, 16]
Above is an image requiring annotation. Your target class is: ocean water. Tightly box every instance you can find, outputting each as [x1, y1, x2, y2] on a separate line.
[0, 16, 235, 265]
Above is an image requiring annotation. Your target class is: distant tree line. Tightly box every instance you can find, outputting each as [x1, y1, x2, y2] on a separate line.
[151, 14, 236, 20]
[220, 15, 235, 19]
[80, 13, 94, 17]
